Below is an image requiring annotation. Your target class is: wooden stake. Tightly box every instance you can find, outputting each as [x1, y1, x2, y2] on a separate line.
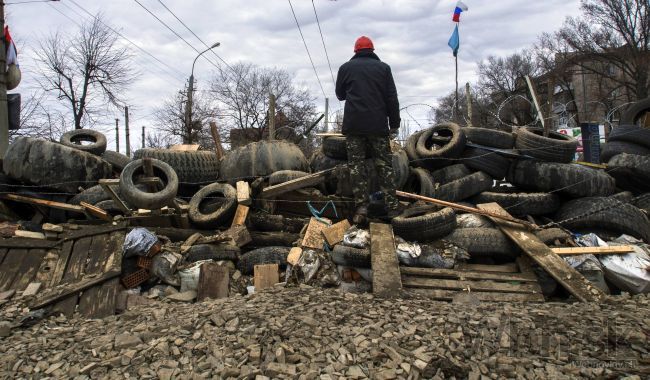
[396, 191, 537, 230]
[525, 75, 547, 136]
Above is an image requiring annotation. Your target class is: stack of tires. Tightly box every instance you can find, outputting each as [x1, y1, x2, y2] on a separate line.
[309, 136, 410, 196]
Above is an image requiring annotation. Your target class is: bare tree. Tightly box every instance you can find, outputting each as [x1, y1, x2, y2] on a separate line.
[209, 63, 317, 145]
[476, 50, 542, 127]
[153, 89, 221, 148]
[539, 0, 649, 101]
[35, 14, 136, 129]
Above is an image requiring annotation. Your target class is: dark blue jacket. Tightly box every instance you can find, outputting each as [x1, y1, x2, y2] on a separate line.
[336, 50, 400, 136]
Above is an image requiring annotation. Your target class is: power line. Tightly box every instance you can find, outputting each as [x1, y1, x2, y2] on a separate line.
[132, 0, 220, 70]
[155, 0, 235, 73]
[48, 3, 81, 27]
[311, 0, 336, 90]
[6, 0, 59, 4]
[66, 0, 185, 84]
[287, 0, 327, 98]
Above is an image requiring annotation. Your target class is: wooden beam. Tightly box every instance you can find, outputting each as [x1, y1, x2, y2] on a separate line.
[236, 181, 252, 206]
[456, 263, 519, 273]
[209, 121, 225, 159]
[315, 133, 344, 137]
[231, 204, 250, 227]
[524, 75, 547, 136]
[396, 191, 537, 230]
[261, 169, 334, 198]
[401, 276, 540, 294]
[551, 246, 634, 255]
[254, 264, 279, 291]
[408, 288, 545, 302]
[80, 202, 111, 221]
[31, 269, 121, 310]
[477, 202, 606, 302]
[370, 223, 401, 298]
[0, 194, 84, 213]
[400, 267, 537, 283]
[98, 180, 131, 215]
[168, 144, 200, 151]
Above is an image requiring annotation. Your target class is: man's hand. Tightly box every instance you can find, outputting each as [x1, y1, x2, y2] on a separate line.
[389, 128, 399, 139]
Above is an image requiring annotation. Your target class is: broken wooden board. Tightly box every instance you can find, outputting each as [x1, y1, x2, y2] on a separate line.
[231, 205, 250, 227]
[31, 269, 121, 310]
[197, 263, 229, 301]
[477, 202, 605, 302]
[261, 169, 333, 198]
[0, 193, 86, 213]
[254, 264, 279, 291]
[11, 249, 47, 291]
[408, 288, 545, 302]
[300, 217, 332, 249]
[98, 179, 132, 215]
[456, 262, 519, 273]
[370, 223, 401, 298]
[287, 247, 303, 266]
[400, 267, 537, 283]
[236, 181, 252, 206]
[552, 246, 634, 255]
[221, 225, 252, 247]
[322, 220, 351, 247]
[80, 201, 111, 221]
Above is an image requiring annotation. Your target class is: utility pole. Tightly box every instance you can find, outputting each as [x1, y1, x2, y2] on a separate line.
[0, 2, 9, 157]
[184, 77, 194, 144]
[268, 93, 275, 140]
[324, 97, 329, 132]
[124, 106, 131, 157]
[141, 126, 145, 149]
[115, 118, 120, 153]
[465, 83, 473, 127]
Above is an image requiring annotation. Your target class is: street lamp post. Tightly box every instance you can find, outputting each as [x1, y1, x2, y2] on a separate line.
[185, 42, 220, 143]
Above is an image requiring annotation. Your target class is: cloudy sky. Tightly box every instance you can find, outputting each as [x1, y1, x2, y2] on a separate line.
[7, 0, 581, 150]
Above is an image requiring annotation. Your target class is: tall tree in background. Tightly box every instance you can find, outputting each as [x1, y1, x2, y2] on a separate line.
[153, 90, 221, 148]
[539, 0, 649, 101]
[35, 15, 136, 129]
[476, 50, 542, 127]
[209, 63, 317, 144]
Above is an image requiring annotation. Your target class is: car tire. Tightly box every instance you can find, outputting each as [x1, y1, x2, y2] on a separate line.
[515, 127, 578, 163]
[392, 206, 456, 242]
[60, 129, 107, 155]
[119, 158, 179, 210]
[188, 182, 237, 228]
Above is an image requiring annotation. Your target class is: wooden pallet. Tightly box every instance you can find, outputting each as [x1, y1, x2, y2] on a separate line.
[0, 225, 125, 318]
[401, 256, 545, 302]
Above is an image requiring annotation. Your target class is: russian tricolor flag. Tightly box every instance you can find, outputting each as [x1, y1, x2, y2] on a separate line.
[452, 1, 469, 22]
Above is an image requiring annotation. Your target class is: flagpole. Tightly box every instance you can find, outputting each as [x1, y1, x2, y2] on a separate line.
[454, 54, 459, 120]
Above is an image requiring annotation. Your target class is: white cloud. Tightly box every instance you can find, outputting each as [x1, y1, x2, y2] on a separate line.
[7, 0, 580, 149]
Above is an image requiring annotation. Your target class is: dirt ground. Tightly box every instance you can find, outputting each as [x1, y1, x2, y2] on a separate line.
[0, 286, 648, 379]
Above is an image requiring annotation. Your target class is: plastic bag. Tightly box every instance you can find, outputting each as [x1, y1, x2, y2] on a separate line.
[395, 236, 422, 266]
[151, 251, 182, 286]
[601, 235, 650, 294]
[343, 227, 369, 248]
[123, 228, 158, 258]
[177, 260, 212, 292]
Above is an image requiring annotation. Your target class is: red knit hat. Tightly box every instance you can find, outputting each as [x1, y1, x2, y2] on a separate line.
[354, 36, 374, 52]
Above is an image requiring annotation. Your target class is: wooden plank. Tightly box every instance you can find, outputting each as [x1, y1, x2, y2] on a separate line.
[78, 235, 111, 317]
[221, 225, 252, 247]
[50, 241, 73, 287]
[524, 75, 547, 135]
[52, 236, 93, 317]
[0, 238, 58, 249]
[315, 132, 344, 137]
[231, 205, 250, 227]
[401, 276, 540, 294]
[10, 249, 47, 291]
[0, 249, 26, 291]
[34, 249, 58, 286]
[261, 169, 334, 198]
[400, 267, 538, 283]
[287, 247, 303, 266]
[478, 203, 605, 302]
[14, 230, 46, 240]
[0, 193, 85, 213]
[408, 288, 545, 302]
[98, 181, 132, 215]
[551, 246, 634, 255]
[31, 269, 121, 310]
[370, 223, 401, 298]
[456, 263, 519, 273]
[197, 263, 229, 301]
[301, 217, 331, 249]
[80, 202, 111, 221]
[90, 278, 120, 318]
[254, 264, 279, 291]
[0, 248, 7, 266]
[236, 181, 252, 206]
[322, 220, 351, 247]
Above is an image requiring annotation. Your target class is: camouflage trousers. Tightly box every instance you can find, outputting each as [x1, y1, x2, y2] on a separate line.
[346, 135, 399, 209]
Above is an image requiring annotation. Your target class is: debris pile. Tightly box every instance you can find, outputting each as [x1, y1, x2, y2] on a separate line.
[0, 99, 648, 325]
